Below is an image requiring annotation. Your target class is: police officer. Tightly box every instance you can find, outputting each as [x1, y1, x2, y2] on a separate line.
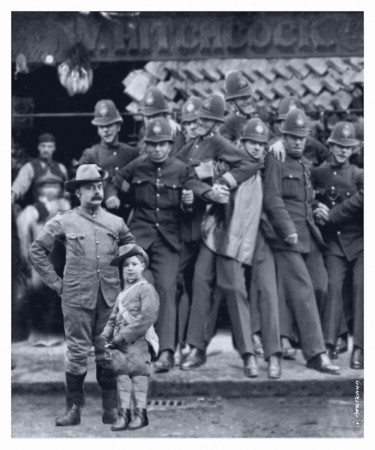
[262, 109, 340, 375]
[109, 118, 193, 373]
[11, 133, 68, 204]
[179, 93, 260, 374]
[29, 164, 136, 426]
[270, 96, 331, 166]
[76, 99, 139, 221]
[137, 87, 182, 156]
[312, 122, 363, 369]
[220, 70, 257, 143]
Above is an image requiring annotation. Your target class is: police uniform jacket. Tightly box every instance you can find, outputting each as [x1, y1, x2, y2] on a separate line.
[101, 279, 159, 376]
[177, 133, 258, 242]
[263, 152, 325, 253]
[29, 206, 135, 309]
[77, 142, 139, 179]
[111, 154, 190, 252]
[312, 161, 363, 261]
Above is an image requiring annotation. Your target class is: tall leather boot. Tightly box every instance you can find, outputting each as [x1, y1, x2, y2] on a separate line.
[55, 372, 86, 426]
[96, 365, 118, 424]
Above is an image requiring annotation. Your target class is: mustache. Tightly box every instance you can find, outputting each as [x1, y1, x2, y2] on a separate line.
[91, 195, 103, 200]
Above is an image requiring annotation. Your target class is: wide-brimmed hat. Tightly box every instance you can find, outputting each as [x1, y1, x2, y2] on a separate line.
[110, 244, 149, 267]
[65, 164, 108, 192]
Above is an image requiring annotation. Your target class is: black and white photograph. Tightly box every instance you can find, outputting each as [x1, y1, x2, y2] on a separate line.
[7, 4, 371, 444]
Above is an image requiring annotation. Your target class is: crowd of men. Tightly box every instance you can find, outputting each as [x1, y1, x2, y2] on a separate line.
[12, 69, 364, 391]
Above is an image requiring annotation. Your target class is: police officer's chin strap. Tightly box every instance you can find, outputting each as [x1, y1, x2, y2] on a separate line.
[234, 99, 251, 119]
[202, 121, 218, 139]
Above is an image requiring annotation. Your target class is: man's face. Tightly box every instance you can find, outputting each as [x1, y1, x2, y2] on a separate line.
[76, 182, 104, 208]
[97, 123, 121, 145]
[122, 255, 145, 284]
[234, 96, 256, 116]
[182, 120, 198, 140]
[243, 140, 266, 161]
[147, 141, 172, 163]
[283, 134, 307, 157]
[197, 118, 217, 136]
[38, 142, 56, 161]
[331, 143, 353, 165]
[38, 183, 62, 201]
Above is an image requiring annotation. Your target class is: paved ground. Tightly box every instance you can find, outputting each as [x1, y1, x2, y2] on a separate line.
[11, 393, 363, 438]
[12, 330, 363, 398]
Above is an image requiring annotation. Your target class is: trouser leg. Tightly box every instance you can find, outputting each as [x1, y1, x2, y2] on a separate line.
[116, 374, 132, 410]
[252, 234, 281, 360]
[322, 254, 349, 347]
[132, 375, 149, 409]
[352, 252, 364, 349]
[148, 235, 180, 352]
[305, 239, 328, 319]
[186, 244, 216, 351]
[274, 250, 325, 361]
[216, 256, 254, 356]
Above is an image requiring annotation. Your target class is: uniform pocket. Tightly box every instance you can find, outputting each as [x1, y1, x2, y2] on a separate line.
[66, 233, 86, 256]
[282, 174, 302, 199]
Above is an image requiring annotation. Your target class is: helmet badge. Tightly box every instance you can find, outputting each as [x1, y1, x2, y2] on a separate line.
[255, 124, 264, 134]
[146, 94, 154, 106]
[98, 103, 109, 117]
[296, 116, 304, 127]
[186, 103, 195, 113]
[153, 123, 162, 135]
[239, 77, 248, 88]
[342, 125, 351, 138]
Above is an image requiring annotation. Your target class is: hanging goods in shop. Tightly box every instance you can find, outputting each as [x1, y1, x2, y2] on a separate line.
[58, 43, 93, 96]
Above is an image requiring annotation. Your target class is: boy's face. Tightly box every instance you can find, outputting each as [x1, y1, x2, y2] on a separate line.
[122, 255, 145, 283]
[97, 123, 121, 145]
[147, 141, 172, 163]
[331, 143, 354, 165]
[243, 139, 266, 161]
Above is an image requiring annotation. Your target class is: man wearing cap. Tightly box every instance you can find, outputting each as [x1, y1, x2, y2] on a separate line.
[108, 118, 193, 373]
[270, 96, 331, 166]
[262, 109, 340, 375]
[178, 93, 261, 372]
[76, 99, 139, 221]
[11, 132, 68, 204]
[220, 70, 257, 143]
[311, 122, 363, 370]
[29, 164, 136, 426]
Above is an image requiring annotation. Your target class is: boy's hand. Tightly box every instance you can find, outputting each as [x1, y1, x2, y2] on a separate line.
[284, 233, 298, 245]
[269, 140, 286, 162]
[181, 189, 194, 205]
[105, 196, 120, 210]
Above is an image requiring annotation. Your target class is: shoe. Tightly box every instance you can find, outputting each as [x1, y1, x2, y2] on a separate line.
[180, 347, 206, 370]
[335, 336, 348, 354]
[128, 408, 149, 431]
[307, 353, 341, 375]
[281, 336, 296, 360]
[153, 350, 174, 373]
[111, 409, 131, 431]
[55, 404, 81, 426]
[252, 334, 264, 357]
[268, 354, 282, 379]
[326, 344, 338, 360]
[350, 347, 363, 370]
[243, 353, 258, 378]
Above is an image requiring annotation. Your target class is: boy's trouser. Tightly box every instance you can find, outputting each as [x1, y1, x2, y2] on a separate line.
[117, 375, 149, 410]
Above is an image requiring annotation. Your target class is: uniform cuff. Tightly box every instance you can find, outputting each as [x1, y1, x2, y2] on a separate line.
[221, 172, 238, 190]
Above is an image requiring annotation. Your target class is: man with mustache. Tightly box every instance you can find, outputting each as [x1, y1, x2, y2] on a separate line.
[262, 109, 340, 375]
[29, 164, 136, 427]
[11, 133, 68, 205]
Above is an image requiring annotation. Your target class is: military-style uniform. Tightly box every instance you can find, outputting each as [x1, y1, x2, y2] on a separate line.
[29, 205, 135, 373]
[111, 154, 190, 353]
[263, 151, 328, 362]
[312, 161, 364, 350]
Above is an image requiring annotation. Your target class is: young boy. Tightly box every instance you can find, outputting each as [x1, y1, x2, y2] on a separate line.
[101, 244, 159, 431]
[311, 121, 363, 369]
